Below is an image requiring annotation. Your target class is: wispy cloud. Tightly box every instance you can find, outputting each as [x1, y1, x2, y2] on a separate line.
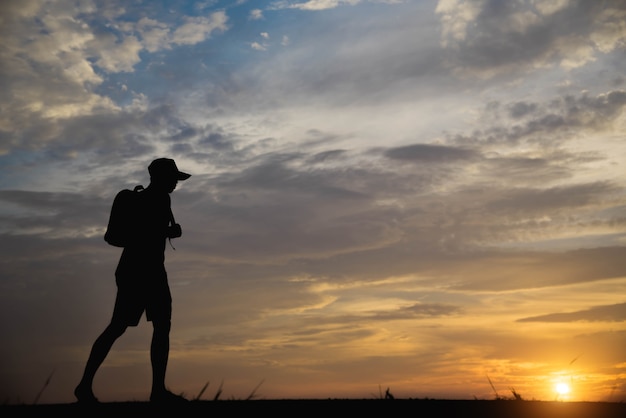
[518, 302, 626, 322]
[270, 0, 362, 11]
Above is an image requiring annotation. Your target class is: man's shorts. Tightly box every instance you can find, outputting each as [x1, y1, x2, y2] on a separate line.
[111, 265, 172, 326]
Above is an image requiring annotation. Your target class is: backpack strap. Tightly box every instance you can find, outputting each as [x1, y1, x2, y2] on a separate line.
[138, 184, 177, 249]
[169, 207, 176, 226]
[135, 184, 177, 250]
[168, 206, 177, 250]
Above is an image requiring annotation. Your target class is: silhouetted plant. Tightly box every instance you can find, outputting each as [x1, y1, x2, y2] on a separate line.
[33, 369, 55, 405]
[245, 379, 265, 401]
[192, 379, 265, 401]
[213, 380, 223, 401]
[193, 381, 210, 401]
[509, 388, 523, 401]
[487, 375, 501, 400]
[385, 387, 395, 400]
[372, 385, 395, 400]
[486, 375, 524, 400]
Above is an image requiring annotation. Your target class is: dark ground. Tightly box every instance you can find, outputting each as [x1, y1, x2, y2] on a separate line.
[2, 399, 625, 418]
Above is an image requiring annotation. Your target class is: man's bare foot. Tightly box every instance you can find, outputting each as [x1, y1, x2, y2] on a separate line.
[150, 390, 188, 404]
[74, 384, 99, 404]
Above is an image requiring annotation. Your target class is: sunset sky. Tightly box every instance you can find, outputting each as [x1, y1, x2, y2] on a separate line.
[1, 0, 626, 405]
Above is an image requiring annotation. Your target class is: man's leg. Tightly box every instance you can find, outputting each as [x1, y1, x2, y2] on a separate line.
[75, 321, 127, 403]
[149, 319, 187, 403]
[150, 318, 171, 397]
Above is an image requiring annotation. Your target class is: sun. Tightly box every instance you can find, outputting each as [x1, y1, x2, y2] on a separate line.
[555, 382, 570, 396]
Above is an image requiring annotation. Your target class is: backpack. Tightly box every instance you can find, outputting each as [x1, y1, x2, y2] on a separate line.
[104, 185, 144, 247]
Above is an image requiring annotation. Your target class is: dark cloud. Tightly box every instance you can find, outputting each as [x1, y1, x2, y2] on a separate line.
[447, 247, 626, 292]
[517, 302, 626, 323]
[575, 90, 626, 121]
[448, 90, 626, 148]
[385, 143, 479, 163]
[478, 154, 575, 185]
[508, 101, 538, 119]
[164, 129, 625, 285]
[238, 302, 463, 335]
[0, 190, 109, 237]
[486, 182, 617, 214]
[307, 149, 347, 164]
[170, 126, 198, 142]
[216, 154, 370, 199]
[438, 0, 626, 76]
[369, 302, 462, 320]
[181, 158, 401, 262]
[198, 131, 236, 151]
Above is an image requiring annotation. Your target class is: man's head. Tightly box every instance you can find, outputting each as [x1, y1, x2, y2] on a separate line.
[148, 158, 191, 192]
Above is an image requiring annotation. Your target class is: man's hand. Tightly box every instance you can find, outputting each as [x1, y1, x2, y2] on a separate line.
[168, 223, 182, 239]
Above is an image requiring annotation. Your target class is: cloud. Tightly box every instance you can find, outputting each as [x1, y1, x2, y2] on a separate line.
[271, 0, 362, 11]
[251, 42, 268, 51]
[485, 182, 618, 215]
[188, 154, 404, 262]
[517, 302, 626, 322]
[162, 125, 626, 290]
[235, 3, 446, 112]
[368, 302, 462, 320]
[0, 4, 119, 125]
[134, 17, 172, 52]
[435, 0, 483, 46]
[447, 90, 626, 149]
[0, 190, 109, 238]
[435, 0, 626, 77]
[250, 33, 271, 51]
[446, 247, 626, 291]
[250, 9, 264, 20]
[171, 12, 228, 45]
[0, 2, 231, 164]
[94, 35, 143, 73]
[385, 144, 479, 163]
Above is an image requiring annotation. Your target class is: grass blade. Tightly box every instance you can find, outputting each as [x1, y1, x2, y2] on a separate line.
[33, 369, 55, 405]
[194, 381, 210, 401]
[245, 379, 265, 401]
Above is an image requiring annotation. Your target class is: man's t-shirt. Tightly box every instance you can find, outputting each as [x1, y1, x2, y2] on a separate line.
[115, 187, 172, 285]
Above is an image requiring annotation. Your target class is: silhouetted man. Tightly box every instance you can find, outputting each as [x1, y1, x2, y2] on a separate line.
[75, 158, 191, 404]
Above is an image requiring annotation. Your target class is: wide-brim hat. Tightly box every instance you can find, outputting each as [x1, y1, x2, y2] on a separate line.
[148, 158, 191, 181]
